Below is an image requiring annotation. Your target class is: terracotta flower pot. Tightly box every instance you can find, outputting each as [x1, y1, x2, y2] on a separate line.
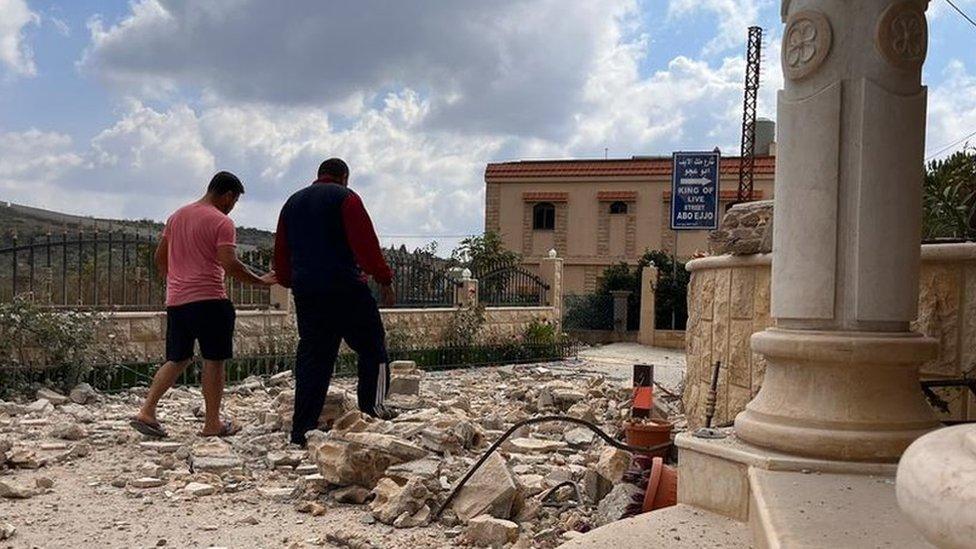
[624, 420, 672, 458]
[642, 456, 678, 512]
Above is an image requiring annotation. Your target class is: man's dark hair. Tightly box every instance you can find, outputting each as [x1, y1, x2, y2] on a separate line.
[208, 171, 245, 195]
[318, 158, 349, 180]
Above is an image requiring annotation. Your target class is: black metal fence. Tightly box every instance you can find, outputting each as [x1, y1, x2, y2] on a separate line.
[369, 252, 462, 308]
[0, 230, 272, 310]
[473, 262, 550, 306]
[562, 294, 614, 330]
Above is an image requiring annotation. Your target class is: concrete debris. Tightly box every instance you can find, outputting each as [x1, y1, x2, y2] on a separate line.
[0, 360, 686, 547]
[68, 383, 97, 405]
[36, 388, 69, 405]
[0, 523, 14, 540]
[50, 422, 88, 441]
[370, 477, 432, 527]
[184, 482, 216, 497]
[595, 483, 642, 526]
[464, 515, 520, 547]
[333, 485, 372, 504]
[595, 447, 632, 484]
[451, 452, 520, 522]
[0, 480, 33, 499]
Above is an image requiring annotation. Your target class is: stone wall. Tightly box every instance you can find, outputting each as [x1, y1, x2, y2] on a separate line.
[94, 306, 557, 363]
[683, 243, 976, 429]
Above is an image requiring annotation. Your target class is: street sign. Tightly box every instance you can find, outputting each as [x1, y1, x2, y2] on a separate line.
[670, 151, 720, 230]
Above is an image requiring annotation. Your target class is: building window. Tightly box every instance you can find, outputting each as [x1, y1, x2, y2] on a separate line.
[609, 201, 628, 214]
[533, 202, 555, 230]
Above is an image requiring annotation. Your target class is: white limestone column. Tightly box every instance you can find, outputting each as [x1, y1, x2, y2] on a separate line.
[734, 0, 940, 461]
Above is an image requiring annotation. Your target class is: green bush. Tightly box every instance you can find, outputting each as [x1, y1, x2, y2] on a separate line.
[923, 147, 976, 241]
[0, 298, 114, 396]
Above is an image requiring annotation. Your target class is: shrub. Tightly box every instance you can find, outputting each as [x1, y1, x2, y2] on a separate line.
[923, 147, 976, 241]
[0, 298, 114, 396]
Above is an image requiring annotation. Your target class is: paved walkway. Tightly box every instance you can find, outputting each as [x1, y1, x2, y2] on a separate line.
[572, 342, 686, 391]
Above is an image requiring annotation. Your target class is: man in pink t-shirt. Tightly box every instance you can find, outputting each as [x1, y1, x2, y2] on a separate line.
[131, 172, 276, 438]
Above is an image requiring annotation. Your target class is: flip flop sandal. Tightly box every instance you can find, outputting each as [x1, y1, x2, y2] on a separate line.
[200, 420, 241, 438]
[129, 417, 168, 438]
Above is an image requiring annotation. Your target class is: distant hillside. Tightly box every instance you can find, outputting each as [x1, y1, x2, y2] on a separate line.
[0, 201, 275, 250]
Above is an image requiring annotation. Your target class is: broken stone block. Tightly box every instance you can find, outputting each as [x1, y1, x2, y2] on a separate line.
[302, 473, 328, 493]
[595, 446, 632, 483]
[333, 485, 371, 504]
[452, 452, 519, 522]
[139, 441, 183, 454]
[389, 373, 421, 397]
[68, 383, 97, 405]
[184, 482, 216, 497]
[275, 389, 351, 432]
[596, 483, 642, 526]
[192, 455, 244, 474]
[0, 480, 33, 499]
[393, 504, 431, 528]
[464, 515, 519, 547]
[385, 457, 442, 491]
[36, 388, 68, 405]
[502, 437, 568, 454]
[25, 398, 54, 415]
[268, 370, 293, 386]
[370, 477, 431, 526]
[306, 430, 427, 488]
[49, 422, 87, 441]
[418, 415, 483, 454]
[35, 477, 54, 489]
[566, 402, 597, 423]
[0, 523, 14, 540]
[8, 449, 40, 469]
[564, 427, 595, 447]
[266, 451, 303, 468]
[582, 469, 614, 504]
[130, 477, 166, 489]
[258, 486, 299, 501]
[295, 500, 327, 516]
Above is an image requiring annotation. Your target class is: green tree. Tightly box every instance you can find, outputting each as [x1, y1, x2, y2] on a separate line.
[923, 146, 976, 241]
[452, 231, 520, 273]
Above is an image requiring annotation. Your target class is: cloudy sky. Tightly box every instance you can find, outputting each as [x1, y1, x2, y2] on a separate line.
[1, 0, 975, 251]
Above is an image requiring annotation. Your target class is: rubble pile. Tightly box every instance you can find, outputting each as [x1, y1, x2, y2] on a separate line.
[0, 361, 684, 547]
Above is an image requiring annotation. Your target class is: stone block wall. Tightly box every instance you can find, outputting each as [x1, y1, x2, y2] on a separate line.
[683, 244, 976, 429]
[94, 306, 558, 364]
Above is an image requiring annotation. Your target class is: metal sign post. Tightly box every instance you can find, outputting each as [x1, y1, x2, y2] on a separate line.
[669, 151, 721, 330]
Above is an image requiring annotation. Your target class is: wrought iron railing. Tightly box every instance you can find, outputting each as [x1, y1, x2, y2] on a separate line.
[369, 253, 462, 308]
[0, 230, 272, 310]
[472, 262, 550, 306]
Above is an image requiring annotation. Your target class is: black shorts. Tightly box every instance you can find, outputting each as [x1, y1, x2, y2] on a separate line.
[165, 299, 236, 362]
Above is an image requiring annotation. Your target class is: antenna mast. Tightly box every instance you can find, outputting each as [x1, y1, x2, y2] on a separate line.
[737, 26, 763, 203]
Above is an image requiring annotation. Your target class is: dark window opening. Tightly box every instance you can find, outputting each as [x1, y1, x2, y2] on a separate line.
[533, 202, 556, 230]
[609, 201, 628, 214]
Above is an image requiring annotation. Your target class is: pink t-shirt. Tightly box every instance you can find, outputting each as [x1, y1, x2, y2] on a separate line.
[162, 202, 236, 307]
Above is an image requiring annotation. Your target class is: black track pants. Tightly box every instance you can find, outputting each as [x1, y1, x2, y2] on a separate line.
[290, 283, 389, 445]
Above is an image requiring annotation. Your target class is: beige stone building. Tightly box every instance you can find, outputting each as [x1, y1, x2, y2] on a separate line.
[484, 155, 776, 294]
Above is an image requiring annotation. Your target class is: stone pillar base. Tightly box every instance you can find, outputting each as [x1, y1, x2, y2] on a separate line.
[735, 328, 940, 462]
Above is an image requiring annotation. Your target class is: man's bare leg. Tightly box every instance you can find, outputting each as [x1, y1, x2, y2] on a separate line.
[135, 359, 192, 425]
[200, 359, 226, 435]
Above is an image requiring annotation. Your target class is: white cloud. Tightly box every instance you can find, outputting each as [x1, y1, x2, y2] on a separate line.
[926, 59, 976, 159]
[0, 0, 40, 77]
[667, 0, 764, 54]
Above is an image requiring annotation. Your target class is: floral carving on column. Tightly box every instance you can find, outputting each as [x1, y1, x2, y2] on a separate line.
[876, 1, 927, 70]
[782, 10, 832, 80]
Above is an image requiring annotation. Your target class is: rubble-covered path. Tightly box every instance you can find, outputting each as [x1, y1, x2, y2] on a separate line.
[0, 355, 685, 549]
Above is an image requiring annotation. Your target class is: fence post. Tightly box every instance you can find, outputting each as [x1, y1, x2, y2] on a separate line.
[455, 269, 478, 308]
[611, 290, 631, 334]
[269, 284, 292, 312]
[538, 250, 564, 330]
[638, 264, 658, 346]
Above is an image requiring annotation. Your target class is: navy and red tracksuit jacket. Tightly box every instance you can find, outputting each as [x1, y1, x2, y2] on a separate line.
[273, 177, 393, 293]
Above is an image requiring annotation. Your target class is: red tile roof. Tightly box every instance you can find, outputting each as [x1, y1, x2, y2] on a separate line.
[597, 191, 638, 201]
[485, 155, 776, 181]
[522, 191, 569, 202]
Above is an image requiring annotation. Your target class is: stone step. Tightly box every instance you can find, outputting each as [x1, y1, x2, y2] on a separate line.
[747, 468, 934, 549]
[557, 504, 752, 548]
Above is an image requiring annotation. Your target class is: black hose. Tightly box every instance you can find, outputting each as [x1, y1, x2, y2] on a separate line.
[434, 414, 672, 519]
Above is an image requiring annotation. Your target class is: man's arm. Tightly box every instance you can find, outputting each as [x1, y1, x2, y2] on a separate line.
[153, 236, 168, 280]
[217, 246, 276, 286]
[341, 192, 395, 306]
[272, 207, 292, 288]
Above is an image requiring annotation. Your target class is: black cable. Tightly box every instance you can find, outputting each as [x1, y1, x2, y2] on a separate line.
[926, 129, 976, 161]
[945, 0, 976, 30]
[433, 415, 672, 519]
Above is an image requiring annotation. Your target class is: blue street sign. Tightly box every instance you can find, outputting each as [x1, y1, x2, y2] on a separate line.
[670, 151, 720, 230]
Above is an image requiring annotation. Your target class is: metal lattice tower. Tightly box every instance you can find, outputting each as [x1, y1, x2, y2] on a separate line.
[737, 26, 763, 203]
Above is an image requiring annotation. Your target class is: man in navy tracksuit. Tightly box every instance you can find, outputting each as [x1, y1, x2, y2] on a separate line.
[273, 158, 396, 446]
